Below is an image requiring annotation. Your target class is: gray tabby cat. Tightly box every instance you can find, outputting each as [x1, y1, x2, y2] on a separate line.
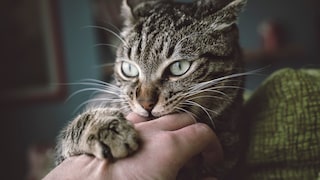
[56, 0, 246, 179]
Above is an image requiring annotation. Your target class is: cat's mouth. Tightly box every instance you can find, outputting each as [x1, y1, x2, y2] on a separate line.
[132, 90, 176, 119]
[134, 108, 158, 120]
[133, 104, 178, 121]
[131, 101, 169, 120]
[131, 109, 157, 121]
[146, 115, 157, 121]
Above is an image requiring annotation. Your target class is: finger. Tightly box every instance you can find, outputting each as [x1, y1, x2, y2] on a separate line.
[126, 112, 149, 123]
[137, 113, 196, 131]
[66, 154, 94, 165]
[172, 123, 222, 167]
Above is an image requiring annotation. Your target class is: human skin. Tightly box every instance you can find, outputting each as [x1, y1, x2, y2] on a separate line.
[43, 113, 222, 180]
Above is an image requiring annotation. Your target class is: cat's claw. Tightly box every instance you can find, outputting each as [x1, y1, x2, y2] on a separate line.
[85, 117, 139, 160]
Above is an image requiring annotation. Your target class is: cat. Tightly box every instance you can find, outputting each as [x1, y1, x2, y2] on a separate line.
[55, 0, 247, 179]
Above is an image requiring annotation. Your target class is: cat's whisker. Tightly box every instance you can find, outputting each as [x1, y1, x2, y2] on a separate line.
[79, 79, 120, 89]
[186, 95, 226, 101]
[185, 100, 217, 114]
[210, 85, 243, 89]
[190, 79, 229, 91]
[185, 89, 231, 100]
[55, 81, 115, 89]
[93, 19, 122, 33]
[118, 105, 131, 114]
[83, 25, 129, 48]
[79, 78, 109, 85]
[65, 79, 121, 94]
[190, 79, 241, 91]
[93, 43, 119, 50]
[88, 98, 126, 105]
[67, 82, 119, 92]
[88, 90, 123, 100]
[183, 100, 216, 128]
[74, 98, 126, 114]
[209, 85, 247, 92]
[66, 88, 119, 102]
[102, 21, 122, 34]
[80, 80, 120, 92]
[185, 84, 247, 104]
[190, 69, 264, 92]
[174, 106, 198, 124]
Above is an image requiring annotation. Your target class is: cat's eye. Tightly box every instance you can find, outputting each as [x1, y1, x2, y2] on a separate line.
[169, 60, 191, 76]
[121, 61, 139, 77]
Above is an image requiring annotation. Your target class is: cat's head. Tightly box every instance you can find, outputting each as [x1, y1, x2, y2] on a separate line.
[114, 0, 246, 122]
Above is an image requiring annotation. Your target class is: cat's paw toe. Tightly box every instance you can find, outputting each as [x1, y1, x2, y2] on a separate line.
[95, 119, 139, 159]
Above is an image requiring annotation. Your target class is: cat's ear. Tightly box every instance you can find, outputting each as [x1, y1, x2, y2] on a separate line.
[197, 0, 247, 31]
[121, 0, 173, 27]
[121, 0, 139, 27]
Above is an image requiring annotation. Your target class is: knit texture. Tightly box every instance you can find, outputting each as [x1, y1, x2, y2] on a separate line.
[243, 68, 320, 180]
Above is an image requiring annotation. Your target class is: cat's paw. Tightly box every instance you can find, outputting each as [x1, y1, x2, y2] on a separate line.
[83, 111, 139, 159]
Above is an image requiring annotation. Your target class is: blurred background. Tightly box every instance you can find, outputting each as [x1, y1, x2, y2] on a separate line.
[1, 0, 319, 179]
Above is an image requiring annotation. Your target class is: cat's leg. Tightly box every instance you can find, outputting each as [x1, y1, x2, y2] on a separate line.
[55, 108, 139, 165]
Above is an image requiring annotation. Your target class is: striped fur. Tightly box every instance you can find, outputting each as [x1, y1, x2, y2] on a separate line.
[56, 108, 138, 164]
[56, 0, 246, 179]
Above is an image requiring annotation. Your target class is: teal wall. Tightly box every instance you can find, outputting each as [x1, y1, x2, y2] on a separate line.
[4, 0, 102, 178]
[239, 0, 318, 59]
[14, 0, 102, 144]
[237, 0, 319, 90]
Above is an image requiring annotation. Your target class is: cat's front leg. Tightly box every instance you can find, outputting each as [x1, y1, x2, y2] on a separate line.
[55, 108, 139, 164]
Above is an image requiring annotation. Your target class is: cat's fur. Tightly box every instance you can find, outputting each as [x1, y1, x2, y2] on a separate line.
[56, 0, 246, 179]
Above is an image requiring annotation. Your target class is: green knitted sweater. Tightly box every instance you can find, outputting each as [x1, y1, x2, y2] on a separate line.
[242, 68, 320, 180]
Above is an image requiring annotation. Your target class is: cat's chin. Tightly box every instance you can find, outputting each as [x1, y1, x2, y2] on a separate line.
[147, 115, 157, 121]
[131, 109, 163, 121]
[132, 109, 155, 120]
[132, 112, 157, 121]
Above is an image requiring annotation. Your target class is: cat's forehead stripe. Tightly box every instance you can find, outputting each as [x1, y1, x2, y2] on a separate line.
[130, 9, 189, 59]
[119, 1, 241, 77]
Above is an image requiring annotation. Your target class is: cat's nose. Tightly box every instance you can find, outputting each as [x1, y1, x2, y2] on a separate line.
[136, 84, 159, 113]
[138, 99, 156, 112]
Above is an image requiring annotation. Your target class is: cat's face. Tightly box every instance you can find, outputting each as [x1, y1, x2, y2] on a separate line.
[114, 0, 245, 122]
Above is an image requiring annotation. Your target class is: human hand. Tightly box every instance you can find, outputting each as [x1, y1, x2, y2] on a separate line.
[43, 113, 222, 180]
